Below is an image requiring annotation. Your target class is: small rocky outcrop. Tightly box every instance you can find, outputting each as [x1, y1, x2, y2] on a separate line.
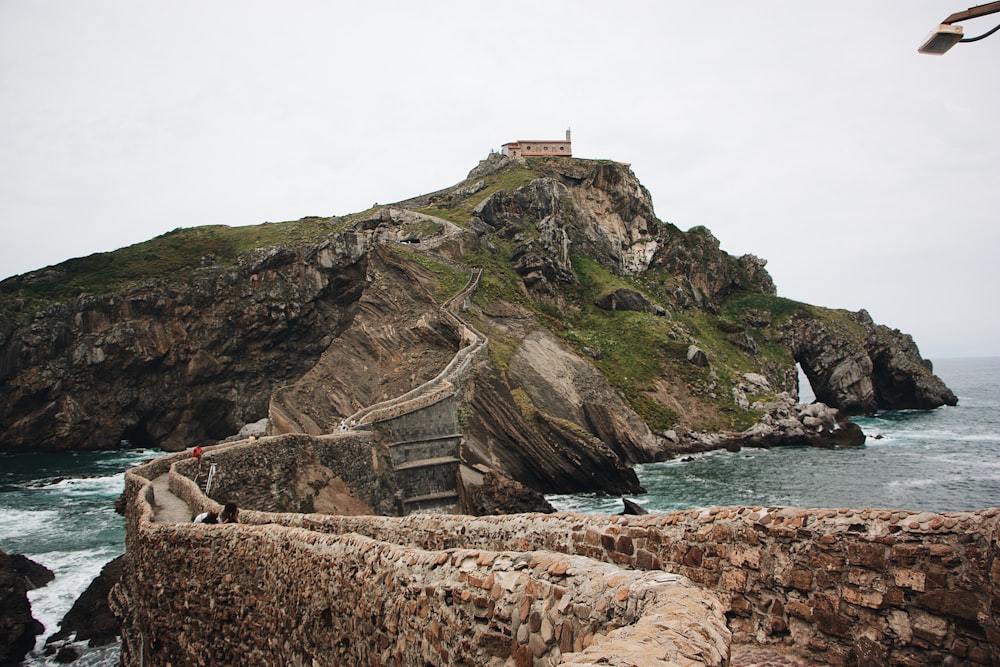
[739, 400, 866, 448]
[0, 550, 52, 667]
[45, 556, 123, 651]
[457, 466, 554, 515]
[652, 226, 776, 311]
[780, 309, 957, 415]
[595, 288, 655, 313]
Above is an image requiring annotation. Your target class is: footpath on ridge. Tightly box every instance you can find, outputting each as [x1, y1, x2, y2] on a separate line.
[150, 474, 192, 523]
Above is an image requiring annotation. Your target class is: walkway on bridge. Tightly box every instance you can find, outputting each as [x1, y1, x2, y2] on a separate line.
[150, 474, 192, 523]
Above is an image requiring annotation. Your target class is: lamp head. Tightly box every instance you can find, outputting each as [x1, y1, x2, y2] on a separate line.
[918, 23, 964, 54]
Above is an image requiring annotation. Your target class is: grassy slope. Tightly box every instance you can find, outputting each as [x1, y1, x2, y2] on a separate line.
[0, 218, 346, 313]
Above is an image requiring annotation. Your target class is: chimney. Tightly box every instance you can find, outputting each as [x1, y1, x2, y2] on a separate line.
[566, 128, 571, 142]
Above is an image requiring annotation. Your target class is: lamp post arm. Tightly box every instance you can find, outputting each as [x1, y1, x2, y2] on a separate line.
[943, 1, 1000, 24]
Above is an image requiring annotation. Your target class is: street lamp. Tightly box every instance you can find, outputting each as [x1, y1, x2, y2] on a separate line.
[918, 1, 1000, 54]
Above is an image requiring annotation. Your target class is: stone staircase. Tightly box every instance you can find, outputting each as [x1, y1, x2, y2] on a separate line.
[346, 267, 486, 513]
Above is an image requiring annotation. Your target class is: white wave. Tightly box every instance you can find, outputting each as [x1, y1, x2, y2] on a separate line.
[38, 474, 125, 497]
[888, 477, 943, 489]
[0, 508, 60, 542]
[26, 547, 121, 646]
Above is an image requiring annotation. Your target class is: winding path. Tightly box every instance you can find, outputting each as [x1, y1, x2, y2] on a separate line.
[150, 474, 192, 523]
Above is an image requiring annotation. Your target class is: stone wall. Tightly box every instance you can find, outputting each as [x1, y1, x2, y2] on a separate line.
[118, 463, 729, 666]
[281, 509, 999, 665]
[172, 432, 402, 516]
[119, 447, 1000, 666]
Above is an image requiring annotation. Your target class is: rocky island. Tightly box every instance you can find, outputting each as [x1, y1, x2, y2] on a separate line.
[2, 153, 983, 666]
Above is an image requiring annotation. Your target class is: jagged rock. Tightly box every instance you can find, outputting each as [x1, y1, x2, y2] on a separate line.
[739, 399, 865, 448]
[728, 330, 758, 355]
[0, 550, 50, 666]
[457, 466, 553, 515]
[620, 497, 648, 515]
[238, 418, 268, 439]
[780, 309, 957, 415]
[463, 367, 644, 495]
[4, 552, 54, 590]
[653, 226, 776, 311]
[46, 556, 123, 648]
[506, 329, 660, 465]
[687, 345, 709, 367]
[594, 288, 653, 313]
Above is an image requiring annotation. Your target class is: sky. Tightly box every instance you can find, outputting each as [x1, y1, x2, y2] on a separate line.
[1, 2, 998, 359]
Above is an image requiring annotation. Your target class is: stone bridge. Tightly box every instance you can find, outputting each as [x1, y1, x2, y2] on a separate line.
[117, 446, 1000, 666]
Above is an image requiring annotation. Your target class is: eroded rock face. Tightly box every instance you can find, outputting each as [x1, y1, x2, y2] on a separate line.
[463, 367, 644, 495]
[46, 555, 123, 649]
[0, 550, 51, 666]
[780, 309, 957, 415]
[1, 239, 370, 451]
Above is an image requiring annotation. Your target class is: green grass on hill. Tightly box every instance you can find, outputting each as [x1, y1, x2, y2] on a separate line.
[416, 164, 539, 226]
[0, 218, 345, 307]
[391, 247, 470, 305]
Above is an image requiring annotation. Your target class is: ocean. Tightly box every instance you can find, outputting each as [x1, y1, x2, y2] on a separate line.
[547, 357, 1000, 515]
[0, 448, 158, 666]
[0, 356, 997, 665]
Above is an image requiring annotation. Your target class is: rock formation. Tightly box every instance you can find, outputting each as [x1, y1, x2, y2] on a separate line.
[46, 555, 123, 650]
[779, 308, 957, 414]
[0, 155, 957, 504]
[0, 550, 52, 667]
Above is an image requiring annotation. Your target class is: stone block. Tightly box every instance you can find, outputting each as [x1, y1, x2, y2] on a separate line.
[890, 543, 926, 564]
[893, 568, 926, 592]
[779, 567, 813, 591]
[809, 550, 846, 572]
[910, 609, 948, 646]
[916, 590, 981, 621]
[634, 548, 660, 571]
[729, 546, 762, 569]
[841, 585, 884, 609]
[684, 546, 704, 567]
[785, 600, 813, 621]
[720, 568, 747, 592]
[848, 541, 886, 569]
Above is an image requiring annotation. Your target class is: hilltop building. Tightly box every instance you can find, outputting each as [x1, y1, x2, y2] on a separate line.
[501, 129, 572, 158]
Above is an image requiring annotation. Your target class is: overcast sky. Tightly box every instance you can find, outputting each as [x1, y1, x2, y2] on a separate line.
[1, 1, 997, 359]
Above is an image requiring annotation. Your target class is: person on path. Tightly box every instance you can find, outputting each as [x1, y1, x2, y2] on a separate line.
[220, 502, 239, 524]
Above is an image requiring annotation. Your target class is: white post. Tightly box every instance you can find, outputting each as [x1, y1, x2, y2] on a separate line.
[205, 463, 217, 497]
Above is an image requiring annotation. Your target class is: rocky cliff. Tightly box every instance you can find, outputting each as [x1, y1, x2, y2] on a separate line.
[0, 550, 52, 666]
[0, 155, 956, 499]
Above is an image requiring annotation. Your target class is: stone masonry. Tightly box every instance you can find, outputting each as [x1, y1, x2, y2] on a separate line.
[115, 444, 1000, 666]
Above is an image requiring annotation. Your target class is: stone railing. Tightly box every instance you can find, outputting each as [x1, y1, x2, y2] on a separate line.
[120, 441, 1000, 665]
[348, 268, 486, 427]
[118, 451, 730, 666]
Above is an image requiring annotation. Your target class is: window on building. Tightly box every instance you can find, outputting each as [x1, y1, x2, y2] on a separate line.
[543, 146, 549, 151]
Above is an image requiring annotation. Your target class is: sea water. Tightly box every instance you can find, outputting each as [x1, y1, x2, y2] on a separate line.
[1, 359, 997, 665]
[0, 448, 158, 666]
[548, 357, 1000, 514]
